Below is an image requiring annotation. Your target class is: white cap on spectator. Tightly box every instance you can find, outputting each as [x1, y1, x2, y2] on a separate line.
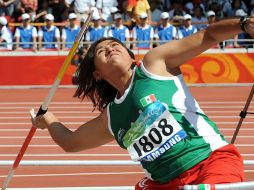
[101, 13, 108, 21]
[114, 13, 122, 20]
[69, 13, 77, 20]
[110, 7, 118, 14]
[184, 14, 192, 20]
[139, 12, 148, 19]
[235, 9, 247, 17]
[45, 13, 54, 21]
[160, 12, 169, 19]
[92, 13, 101, 21]
[207, 10, 215, 17]
[21, 13, 30, 20]
[0, 16, 7, 25]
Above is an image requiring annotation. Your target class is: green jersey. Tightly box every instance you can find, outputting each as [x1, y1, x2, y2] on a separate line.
[107, 63, 228, 183]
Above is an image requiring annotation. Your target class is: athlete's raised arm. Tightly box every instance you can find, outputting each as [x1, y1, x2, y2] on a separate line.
[143, 17, 254, 76]
[31, 109, 114, 152]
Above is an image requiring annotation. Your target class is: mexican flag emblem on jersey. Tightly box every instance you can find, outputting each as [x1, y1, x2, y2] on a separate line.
[140, 94, 156, 107]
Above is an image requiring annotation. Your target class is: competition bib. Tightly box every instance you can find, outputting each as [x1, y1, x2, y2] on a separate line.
[123, 101, 187, 161]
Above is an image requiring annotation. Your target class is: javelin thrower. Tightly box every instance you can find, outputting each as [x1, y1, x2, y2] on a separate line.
[1, 10, 94, 190]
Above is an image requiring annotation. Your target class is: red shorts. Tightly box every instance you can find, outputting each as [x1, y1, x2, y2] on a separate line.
[135, 144, 244, 190]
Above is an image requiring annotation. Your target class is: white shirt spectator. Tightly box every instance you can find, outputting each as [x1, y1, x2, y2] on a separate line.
[38, 25, 60, 38]
[61, 25, 79, 40]
[192, 16, 208, 31]
[85, 25, 108, 41]
[96, 0, 118, 21]
[132, 24, 154, 40]
[222, 0, 248, 17]
[14, 25, 37, 38]
[151, 8, 162, 23]
[154, 23, 177, 40]
[108, 25, 130, 39]
[178, 25, 197, 39]
[0, 25, 12, 50]
[65, 0, 96, 14]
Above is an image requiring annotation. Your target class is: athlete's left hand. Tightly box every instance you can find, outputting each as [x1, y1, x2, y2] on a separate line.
[245, 17, 254, 37]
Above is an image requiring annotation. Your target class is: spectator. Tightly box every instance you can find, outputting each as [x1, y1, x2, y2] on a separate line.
[168, 0, 186, 19]
[108, 13, 130, 45]
[127, 0, 151, 23]
[0, 16, 12, 50]
[162, 0, 171, 11]
[192, 6, 208, 31]
[0, 0, 16, 17]
[85, 14, 107, 43]
[61, 13, 80, 49]
[207, 10, 216, 25]
[223, 0, 248, 17]
[178, 14, 198, 39]
[38, 13, 60, 50]
[65, 0, 98, 21]
[251, 0, 254, 16]
[206, 10, 220, 48]
[154, 12, 177, 45]
[150, 0, 163, 24]
[21, 0, 38, 12]
[207, 1, 224, 19]
[233, 9, 252, 48]
[48, 0, 68, 23]
[109, 7, 119, 22]
[32, 0, 48, 23]
[132, 12, 154, 49]
[14, 13, 37, 50]
[96, 0, 118, 22]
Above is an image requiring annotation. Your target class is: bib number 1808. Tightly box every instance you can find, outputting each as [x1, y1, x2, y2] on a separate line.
[132, 118, 173, 157]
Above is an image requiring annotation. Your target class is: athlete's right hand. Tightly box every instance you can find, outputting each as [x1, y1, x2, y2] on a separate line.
[30, 109, 59, 129]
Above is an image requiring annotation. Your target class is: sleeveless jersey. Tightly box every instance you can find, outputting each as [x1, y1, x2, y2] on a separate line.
[109, 25, 128, 42]
[179, 25, 197, 38]
[18, 26, 34, 48]
[133, 25, 153, 48]
[155, 25, 176, 43]
[107, 63, 228, 183]
[41, 26, 57, 48]
[87, 26, 106, 42]
[63, 26, 80, 48]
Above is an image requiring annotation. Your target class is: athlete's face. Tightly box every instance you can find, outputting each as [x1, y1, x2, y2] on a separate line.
[93, 40, 133, 81]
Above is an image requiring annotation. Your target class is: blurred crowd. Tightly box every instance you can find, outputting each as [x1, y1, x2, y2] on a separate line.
[0, 0, 253, 51]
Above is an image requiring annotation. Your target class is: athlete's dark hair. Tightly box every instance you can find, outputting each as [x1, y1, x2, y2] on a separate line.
[73, 37, 135, 112]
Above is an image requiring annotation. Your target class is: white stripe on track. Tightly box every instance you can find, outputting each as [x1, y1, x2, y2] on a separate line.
[0, 102, 93, 105]
[0, 110, 249, 114]
[0, 111, 100, 114]
[0, 154, 129, 157]
[0, 171, 144, 178]
[2, 115, 253, 119]
[0, 144, 253, 148]
[0, 106, 94, 109]
[201, 106, 250, 108]
[0, 116, 96, 119]
[0, 144, 119, 147]
[0, 153, 254, 157]
[0, 171, 253, 178]
[0, 101, 248, 105]
[1, 122, 254, 125]
[0, 136, 50, 139]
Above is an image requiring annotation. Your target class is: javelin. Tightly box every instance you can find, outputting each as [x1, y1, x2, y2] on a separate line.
[231, 84, 254, 144]
[1, 11, 93, 190]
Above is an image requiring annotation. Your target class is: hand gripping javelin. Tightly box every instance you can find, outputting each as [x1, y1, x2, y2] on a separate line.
[1, 10, 93, 190]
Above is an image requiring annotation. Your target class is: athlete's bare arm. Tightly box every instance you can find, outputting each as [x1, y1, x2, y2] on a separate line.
[31, 110, 114, 152]
[143, 17, 254, 76]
